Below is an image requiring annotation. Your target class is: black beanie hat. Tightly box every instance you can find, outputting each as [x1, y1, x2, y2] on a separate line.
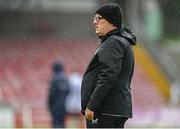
[95, 3, 122, 27]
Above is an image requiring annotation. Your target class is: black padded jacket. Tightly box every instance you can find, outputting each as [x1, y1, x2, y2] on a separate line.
[81, 25, 136, 118]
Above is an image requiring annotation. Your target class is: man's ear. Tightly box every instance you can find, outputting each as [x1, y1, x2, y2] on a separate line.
[111, 24, 117, 29]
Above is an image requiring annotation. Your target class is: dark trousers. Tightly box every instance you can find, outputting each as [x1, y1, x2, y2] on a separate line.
[51, 114, 65, 128]
[86, 114, 128, 128]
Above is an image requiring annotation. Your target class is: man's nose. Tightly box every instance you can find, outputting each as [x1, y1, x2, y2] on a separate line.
[93, 19, 97, 25]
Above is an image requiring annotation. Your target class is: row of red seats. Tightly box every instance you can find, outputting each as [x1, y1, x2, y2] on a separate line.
[0, 38, 166, 127]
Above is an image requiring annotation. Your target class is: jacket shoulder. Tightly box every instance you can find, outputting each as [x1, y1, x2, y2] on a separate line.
[104, 35, 128, 52]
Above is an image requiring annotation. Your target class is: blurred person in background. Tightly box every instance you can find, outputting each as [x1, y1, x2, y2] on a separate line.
[81, 3, 137, 128]
[66, 69, 82, 114]
[66, 69, 82, 127]
[48, 61, 70, 128]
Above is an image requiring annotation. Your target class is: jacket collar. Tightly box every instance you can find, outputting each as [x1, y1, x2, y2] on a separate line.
[99, 25, 137, 45]
[99, 28, 121, 43]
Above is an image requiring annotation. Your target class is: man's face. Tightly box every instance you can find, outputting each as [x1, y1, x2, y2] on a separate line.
[93, 14, 114, 37]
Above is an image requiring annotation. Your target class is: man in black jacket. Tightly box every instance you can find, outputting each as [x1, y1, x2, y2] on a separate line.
[81, 3, 137, 128]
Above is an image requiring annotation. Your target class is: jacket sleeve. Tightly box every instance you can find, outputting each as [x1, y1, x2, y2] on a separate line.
[47, 81, 55, 110]
[87, 37, 125, 111]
